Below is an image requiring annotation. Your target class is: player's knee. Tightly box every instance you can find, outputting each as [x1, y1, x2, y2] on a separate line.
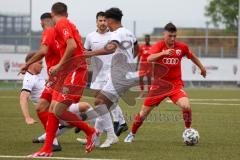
[35, 103, 48, 113]
[180, 102, 190, 110]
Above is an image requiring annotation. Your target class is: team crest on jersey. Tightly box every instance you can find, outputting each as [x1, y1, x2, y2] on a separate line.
[63, 29, 70, 36]
[176, 49, 182, 56]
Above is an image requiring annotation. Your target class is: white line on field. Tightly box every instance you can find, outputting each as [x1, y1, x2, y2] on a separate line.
[166, 100, 240, 106]
[189, 99, 240, 101]
[0, 155, 120, 160]
[0, 96, 18, 99]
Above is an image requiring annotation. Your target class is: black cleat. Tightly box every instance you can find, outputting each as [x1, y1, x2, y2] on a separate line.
[113, 122, 119, 135]
[32, 138, 44, 143]
[75, 127, 82, 134]
[116, 123, 128, 137]
[52, 144, 62, 152]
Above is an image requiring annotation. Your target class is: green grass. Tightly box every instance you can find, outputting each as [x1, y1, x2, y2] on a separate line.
[0, 89, 240, 160]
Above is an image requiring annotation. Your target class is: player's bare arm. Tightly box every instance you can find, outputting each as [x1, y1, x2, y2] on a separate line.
[190, 52, 207, 78]
[84, 41, 118, 58]
[49, 38, 77, 75]
[19, 91, 37, 125]
[147, 49, 174, 62]
[18, 45, 48, 75]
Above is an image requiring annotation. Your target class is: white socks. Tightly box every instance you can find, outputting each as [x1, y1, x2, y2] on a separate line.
[111, 104, 126, 125]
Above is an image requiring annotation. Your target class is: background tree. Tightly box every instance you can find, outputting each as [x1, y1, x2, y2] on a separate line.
[205, 0, 238, 31]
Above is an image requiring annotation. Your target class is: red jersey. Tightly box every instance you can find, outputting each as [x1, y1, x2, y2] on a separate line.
[149, 40, 193, 86]
[54, 18, 84, 58]
[41, 28, 60, 74]
[139, 44, 152, 62]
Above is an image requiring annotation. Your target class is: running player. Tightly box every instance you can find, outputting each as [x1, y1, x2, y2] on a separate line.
[124, 23, 207, 142]
[84, 7, 139, 148]
[84, 11, 128, 140]
[138, 34, 152, 98]
[30, 3, 98, 157]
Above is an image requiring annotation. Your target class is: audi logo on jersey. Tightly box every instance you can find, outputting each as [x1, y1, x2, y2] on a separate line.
[162, 58, 179, 65]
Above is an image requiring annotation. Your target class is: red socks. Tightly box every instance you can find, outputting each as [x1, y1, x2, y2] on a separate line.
[59, 110, 94, 135]
[131, 113, 145, 134]
[37, 111, 49, 130]
[139, 81, 144, 91]
[41, 113, 59, 152]
[182, 109, 192, 128]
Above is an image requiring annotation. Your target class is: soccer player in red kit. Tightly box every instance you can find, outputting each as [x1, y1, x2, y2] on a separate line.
[125, 23, 206, 142]
[138, 34, 152, 98]
[19, 13, 62, 151]
[30, 2, 97, 157]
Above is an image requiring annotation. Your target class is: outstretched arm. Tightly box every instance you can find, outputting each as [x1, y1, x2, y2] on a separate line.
[19, 91, 37, 125]
[190, 52, 206, 78]
[84, 41, 118, 58]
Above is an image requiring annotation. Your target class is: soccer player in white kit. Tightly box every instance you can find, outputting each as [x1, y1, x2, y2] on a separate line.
[20, 53, 95, 151]
[84, 8, 139, 148]
[84, 11, 128, 140]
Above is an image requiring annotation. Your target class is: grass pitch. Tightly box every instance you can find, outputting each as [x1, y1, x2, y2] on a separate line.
[0, 88, 240, 160]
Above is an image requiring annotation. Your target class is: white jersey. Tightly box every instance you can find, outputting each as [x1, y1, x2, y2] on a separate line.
[84, 31, 113, 89]
[101, 27, 139, 102]
[21, 72, 45, 105]
[110, 27, 138, 79]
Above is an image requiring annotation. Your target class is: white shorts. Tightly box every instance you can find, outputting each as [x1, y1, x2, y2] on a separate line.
[100, 71, 138, 103]
[90, 81, 107, 90]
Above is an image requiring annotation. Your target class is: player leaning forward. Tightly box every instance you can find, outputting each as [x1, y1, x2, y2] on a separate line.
[124, 23, 207, 142]
[84, 7, 139, 148]
[29, 2, 98, 157]
[84, 11, 128, 141]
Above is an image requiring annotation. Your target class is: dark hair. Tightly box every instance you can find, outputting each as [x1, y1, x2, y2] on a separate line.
[145, 34, 150, 38]
[96, 11, 105, 19]
[164, 23, 177, 32]
[51, 2, 67, 16]
[105, 8, 123, 22]
[25, 52, 36, 63]
[40, 12, 52, 20]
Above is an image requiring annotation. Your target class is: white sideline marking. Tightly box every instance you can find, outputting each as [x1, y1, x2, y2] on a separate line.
[0, 155, 119, 160]
[189, 99, 240, 102]
[0, 96, 18, 99]
[166, 100, 240, 106]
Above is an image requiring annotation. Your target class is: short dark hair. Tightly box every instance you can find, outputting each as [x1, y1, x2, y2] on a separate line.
[96, 11, 105, 19]
[40, 12, 52, 20]
[25, 52, 36, 63]
[145, 34, 150, 38]
[51, 2, 67, 16]
[105, 8, 123, 22]
[164, 23, 177, 32]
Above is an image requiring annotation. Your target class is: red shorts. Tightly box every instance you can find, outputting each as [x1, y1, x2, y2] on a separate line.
[40, 86, 53, 102]
[52, 68, 87, 104]
[144, 86, 188, 107]
[139, 62, 152, 77]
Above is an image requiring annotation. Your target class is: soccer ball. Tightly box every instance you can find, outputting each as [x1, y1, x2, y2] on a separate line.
[182, 128, 200, 146]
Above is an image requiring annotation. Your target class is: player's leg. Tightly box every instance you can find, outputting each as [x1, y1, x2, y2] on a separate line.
[111, 104, 128, 136]
[94, 93, 118, 148]
[175, 97, 191, 128]
[170, 89, 191, 128]
[124, 105, 155, 142]
[138, 76, 144, 98]
[147, 75, 151, 92]
[30, 101, 59, 157]
[36, 94, 51, 130]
